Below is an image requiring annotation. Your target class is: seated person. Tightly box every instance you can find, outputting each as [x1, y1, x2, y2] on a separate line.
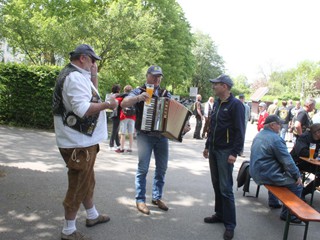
[290, 123, 320, 198]
[250, 115, 303, 223]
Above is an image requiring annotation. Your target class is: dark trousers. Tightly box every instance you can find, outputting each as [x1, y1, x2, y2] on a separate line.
[209, 148, 236, 230]
[202, 117, 210, 138]
[109, 117, 120, 147]
[193, 116, 202, 139]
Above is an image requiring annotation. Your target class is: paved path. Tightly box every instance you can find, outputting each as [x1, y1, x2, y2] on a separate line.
[0, 119, 319, 240]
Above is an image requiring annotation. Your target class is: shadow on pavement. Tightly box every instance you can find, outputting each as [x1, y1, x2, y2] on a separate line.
[0, 123, 319, 240]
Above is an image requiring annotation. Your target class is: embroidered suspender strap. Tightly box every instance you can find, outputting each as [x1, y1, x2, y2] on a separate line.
[52, 63, 101, 136]
[63, 87, 101, 136]
[52, 63, 80, 116]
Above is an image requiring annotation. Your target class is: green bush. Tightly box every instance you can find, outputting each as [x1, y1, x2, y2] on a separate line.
[0, 63, 61, 129]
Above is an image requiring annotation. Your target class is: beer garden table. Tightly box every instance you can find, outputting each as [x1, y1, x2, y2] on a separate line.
[299, 157, 320, 205]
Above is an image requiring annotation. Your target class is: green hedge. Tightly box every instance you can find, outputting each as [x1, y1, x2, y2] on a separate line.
[0, 63, 61, 129]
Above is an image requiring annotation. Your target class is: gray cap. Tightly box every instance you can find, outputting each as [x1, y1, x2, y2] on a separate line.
[209, 74, 233, 87]
[70, 44, 101, 60]
[259, 102, 267, 108]
[147, 65, 163, 76]
[264, 115, 281, 125]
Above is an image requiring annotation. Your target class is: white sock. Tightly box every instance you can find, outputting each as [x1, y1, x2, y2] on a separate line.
[86, 205, 99, 220]
[62, 219, 76, 235]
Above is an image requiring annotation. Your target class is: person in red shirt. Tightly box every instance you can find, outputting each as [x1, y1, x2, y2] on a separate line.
[115, 85, 136, 153]
[257, 102, 268, 131]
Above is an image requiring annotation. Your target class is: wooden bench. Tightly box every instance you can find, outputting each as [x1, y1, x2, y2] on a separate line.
[265, 184, 320, 240]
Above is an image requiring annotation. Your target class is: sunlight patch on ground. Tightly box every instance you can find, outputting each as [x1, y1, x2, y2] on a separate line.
[116, 196, 135, 206]
[170, 196, 202, 207]
[35, 223, 56, 229]
[0, 161, 63, 172]
[170, 161, 207, 176]
[0, 226, 12, 232]
[8, 211, 41, 222]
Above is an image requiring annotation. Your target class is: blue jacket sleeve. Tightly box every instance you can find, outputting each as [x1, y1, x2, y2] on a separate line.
[231, 101, 245, 157]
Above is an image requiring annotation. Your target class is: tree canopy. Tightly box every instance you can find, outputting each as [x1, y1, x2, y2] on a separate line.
[0, 0, 202, 96]
[2, 0, 318, 102]
[191, 31, 224, 100]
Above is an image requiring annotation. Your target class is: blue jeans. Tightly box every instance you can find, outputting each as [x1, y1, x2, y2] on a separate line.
[268, 183, 302, 219]
[280, 123, 288, 140]
[135, 132, 169, 203]
[209, 148, 236, 230]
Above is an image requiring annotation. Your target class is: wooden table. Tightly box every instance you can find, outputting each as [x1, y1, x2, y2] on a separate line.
[299, 157, 320, 205]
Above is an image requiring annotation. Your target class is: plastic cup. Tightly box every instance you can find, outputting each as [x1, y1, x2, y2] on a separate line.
[145, 84, 154, 105]
[309, 143, 316, 160]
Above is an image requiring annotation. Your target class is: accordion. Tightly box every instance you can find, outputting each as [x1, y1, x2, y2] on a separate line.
[141, 97, 191, 142]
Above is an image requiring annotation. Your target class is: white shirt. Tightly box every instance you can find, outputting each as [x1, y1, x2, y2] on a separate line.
[204, 101, 213, 118]
[54, 63, 107, 148]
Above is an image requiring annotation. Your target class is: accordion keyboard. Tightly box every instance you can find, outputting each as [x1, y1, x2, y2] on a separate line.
[141, 98, 156, 131]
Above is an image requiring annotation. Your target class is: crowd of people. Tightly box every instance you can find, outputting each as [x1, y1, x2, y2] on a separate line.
[252, 97, 320, 224]
[52, 44, 319, 240]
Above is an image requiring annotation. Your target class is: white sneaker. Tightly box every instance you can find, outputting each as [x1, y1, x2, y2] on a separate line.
[109, 147, 115, 151]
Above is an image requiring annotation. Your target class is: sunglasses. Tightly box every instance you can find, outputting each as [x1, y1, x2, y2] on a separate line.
[83, 55, 95, 64]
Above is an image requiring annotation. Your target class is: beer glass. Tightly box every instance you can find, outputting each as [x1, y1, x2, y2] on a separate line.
[145, 83, 154, 105]
[309, 143, 316, 160]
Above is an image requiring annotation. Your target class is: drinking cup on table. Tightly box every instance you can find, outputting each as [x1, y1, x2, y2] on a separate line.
[309, 143, 316, 160]
[145, 83, 154, 105]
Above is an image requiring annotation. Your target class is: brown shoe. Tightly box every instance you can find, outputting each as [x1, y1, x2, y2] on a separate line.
[136, 202, 150, 215]
[85, 214, 110, 227]
[151, 199, 169, 211]
[61, 231, 92, 240]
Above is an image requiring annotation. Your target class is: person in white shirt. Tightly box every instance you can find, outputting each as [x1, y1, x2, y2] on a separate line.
[202, 96, 214, 139]
[52, 44, 117, 240]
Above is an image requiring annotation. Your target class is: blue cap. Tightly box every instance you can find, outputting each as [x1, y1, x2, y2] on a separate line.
[209, 74, 233, 87]
[70, 44, 101, 60]
[147, 65, 163, 76]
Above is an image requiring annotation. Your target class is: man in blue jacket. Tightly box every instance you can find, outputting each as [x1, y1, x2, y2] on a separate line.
[203, 74, 245, 240]
[250, 115, 303, 223]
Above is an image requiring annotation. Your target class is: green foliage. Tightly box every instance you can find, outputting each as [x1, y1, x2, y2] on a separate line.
[141, 0, 195, 93]
[0, 62, 60, 128]
[0, 0, 195, 97]
[190, 31, 224, 100]
[232, 75, 251, 97]
[264, 60, 320, 101]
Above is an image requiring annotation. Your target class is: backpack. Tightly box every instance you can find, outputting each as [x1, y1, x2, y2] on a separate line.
[123, 106, 136, 116]
[191, 102, 198, 115]
[236, 160, 251, 195]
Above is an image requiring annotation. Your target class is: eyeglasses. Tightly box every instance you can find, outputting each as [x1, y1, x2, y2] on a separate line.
[83, 55, 95, 64]
[152, 75, 162, 81]
[88, 55, 96, 64]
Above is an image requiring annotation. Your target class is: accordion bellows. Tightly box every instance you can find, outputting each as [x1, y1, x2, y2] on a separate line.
[141, 97, 191, 142]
